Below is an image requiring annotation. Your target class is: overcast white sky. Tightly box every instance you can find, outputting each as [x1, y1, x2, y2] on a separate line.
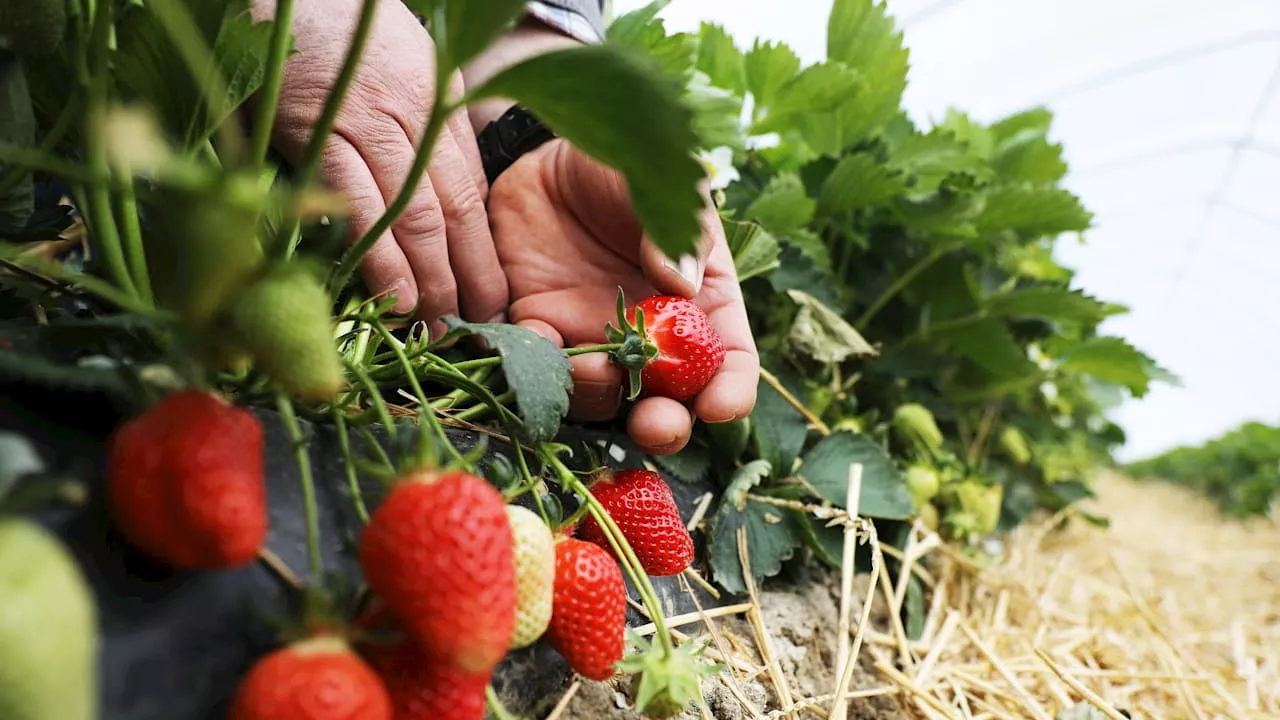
[614, 0, 1280, 461]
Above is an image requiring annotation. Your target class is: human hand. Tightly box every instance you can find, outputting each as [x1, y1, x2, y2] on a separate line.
[251, 0, 506, 335]
[486, 139, 760, 455]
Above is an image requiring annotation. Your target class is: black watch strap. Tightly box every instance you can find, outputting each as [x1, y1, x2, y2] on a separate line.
[477, 105, 557, 186]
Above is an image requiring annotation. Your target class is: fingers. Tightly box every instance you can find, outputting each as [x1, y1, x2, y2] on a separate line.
[319, 138, 417, 314]
[691, 246, 760, 424]
[428, 123, 508, 324]
[627, 398, 695, 455]
[565, 350, 624, 423]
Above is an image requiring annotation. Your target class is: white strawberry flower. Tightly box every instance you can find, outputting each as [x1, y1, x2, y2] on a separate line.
[698, 145, 740, 190]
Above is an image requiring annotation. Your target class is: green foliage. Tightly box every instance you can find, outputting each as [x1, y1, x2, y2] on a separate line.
[604, 0, 1171, 592]
[1127, 421, 1280, 518]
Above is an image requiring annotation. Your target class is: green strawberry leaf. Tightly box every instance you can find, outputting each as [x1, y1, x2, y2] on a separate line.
[816, 152, 908, 217]
[797, 430, 913, 519]
[695, 22, 746, 94]
[723, 217, 781, 282]
[707, 460, 802, 595]
[749, 365, 810, 477]
[983, 286, 1119, 325]
[403, 0, 527, 68]
[929, 317, 1037, 380]
[474, 44, 704, 261]
[976, 182, 1093, 237]
[1057, 336, 1176, 399]
[651, 439, 711, 485]
[821, 0, 909, 148]
[742, 172, 815, 235]
[751, 60, 863, 134]
[606, 4, 697, 84]
[113, 0, 279, 148]
[743, 39, 801, 114]
[686, 72, 744, 151]
[769, 242, 842, 310]
[439, 319, 573, 443]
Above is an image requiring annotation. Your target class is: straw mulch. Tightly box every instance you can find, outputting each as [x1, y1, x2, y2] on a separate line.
[551, 470, 1280, 720]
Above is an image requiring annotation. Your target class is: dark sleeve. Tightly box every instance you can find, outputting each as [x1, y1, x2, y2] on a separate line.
[524, 0, 606, 43]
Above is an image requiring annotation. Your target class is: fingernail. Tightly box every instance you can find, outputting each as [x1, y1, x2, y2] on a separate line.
[390, 280, 415, 315]
[486, 311, 508, 324]
[665, 255, 702, 295]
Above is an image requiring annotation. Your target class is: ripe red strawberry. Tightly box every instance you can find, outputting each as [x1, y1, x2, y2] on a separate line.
[360, 632, 488, 720]
[607, 293, 726, 402]
[106, 389, 267, 569]
[545, 537, 627, 681]
[358, 469, 517, 674]
[354, 599, 490, 720]
[577, 468, 694, 577]
[228, 635, 392, 720]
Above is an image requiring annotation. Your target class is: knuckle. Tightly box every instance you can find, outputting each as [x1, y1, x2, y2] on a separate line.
[398, 199, 448, 241]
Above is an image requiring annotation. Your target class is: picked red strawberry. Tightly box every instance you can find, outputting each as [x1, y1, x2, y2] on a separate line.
[358, 469, 517, 674]
[106, 388, 267, 569]
[228, 635, 392, 720]
[356, 601, 490, 720]
[606, 290, 726, 402]
[577, 468, 694, 577]
[545, 537, 627, 681]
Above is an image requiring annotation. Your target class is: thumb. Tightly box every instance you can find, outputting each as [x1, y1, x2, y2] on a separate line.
[639, 195, 719, 299]
[640, 238, 705, 299]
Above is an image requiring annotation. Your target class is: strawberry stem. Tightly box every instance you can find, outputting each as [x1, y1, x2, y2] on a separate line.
[343, 359, 397, 442]
[485, 686, 516, 720]
[447, 343, 624, 374]
[541, 450, 675, 657]
[373, 321, 464, 467]
[275, 390, 324, 581]
[331, 409, 370, 524]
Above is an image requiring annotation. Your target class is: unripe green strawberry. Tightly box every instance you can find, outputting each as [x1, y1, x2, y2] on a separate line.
[998, 426, 1032, 465]
[226, 262, 345, 403]
[904, 464, 940, 507]
[892, 403, 944, 457]
[706, 417, 750, 460]
[918, 502, 939, 531]
[144, 174, 267, 328]
[0, 0, 66, 58]
[954, 480, 1003, 535]
[0, 517, 97, 720]
[505, 505, 554, 649]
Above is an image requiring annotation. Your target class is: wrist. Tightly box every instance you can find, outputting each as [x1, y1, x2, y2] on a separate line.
[461, 19, 582, 133]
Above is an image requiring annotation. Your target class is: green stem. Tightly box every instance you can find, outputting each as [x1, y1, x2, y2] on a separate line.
[333, 410, 371, 524]
[249, 0, 295, 168]
[856, 242, 960, 329]
[328, 60, 454, 295]
[116, 177, 153, 306]
[276, 391, 324, 580]
[344, 359, 398, 442]
[448, 343, 622, 374]
[544, 452, 674, 656]
[485, 686, 515, 720]
[374, 322, 463, 464]
[146, 0, 246, 163]
[82, 0, 138, 301]
[272, 0, 377, 258]
[452, 390, 513, 421]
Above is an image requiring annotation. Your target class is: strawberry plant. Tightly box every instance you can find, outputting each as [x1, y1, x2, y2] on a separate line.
[0, 0, 1178, 717]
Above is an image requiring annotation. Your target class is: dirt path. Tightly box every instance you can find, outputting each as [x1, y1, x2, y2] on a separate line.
[547, 473, 1280, 719]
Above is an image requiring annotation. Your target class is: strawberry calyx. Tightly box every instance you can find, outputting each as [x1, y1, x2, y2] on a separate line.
[617, 631, 721, 718]
[604, 288, 660, 401]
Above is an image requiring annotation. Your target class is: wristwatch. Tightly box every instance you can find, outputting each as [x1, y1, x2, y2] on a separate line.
[476, 104, 557, 186]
